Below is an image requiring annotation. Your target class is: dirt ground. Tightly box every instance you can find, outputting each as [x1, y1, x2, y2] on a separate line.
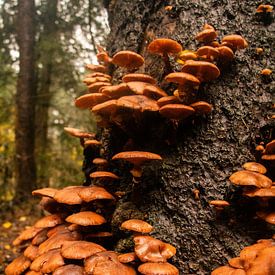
[0, 199, 42, 274]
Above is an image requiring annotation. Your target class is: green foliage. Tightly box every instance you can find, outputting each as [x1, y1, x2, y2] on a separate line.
[0, 0, 108, 200]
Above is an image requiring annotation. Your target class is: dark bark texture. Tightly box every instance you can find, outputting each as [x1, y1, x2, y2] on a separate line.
[100, 0, 275, 273]
[15, 0, 36, 200]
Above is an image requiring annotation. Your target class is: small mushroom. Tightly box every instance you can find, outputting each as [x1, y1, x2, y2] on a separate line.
[148, 38, 183, 73]
[65, 211, 106, 226]
[138, 262, 179, 275]
[121, 219, 154, 234]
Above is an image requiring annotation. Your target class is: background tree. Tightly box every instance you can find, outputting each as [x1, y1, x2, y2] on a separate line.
[97, 0, 274, 273]
[14, 0, 36, 200]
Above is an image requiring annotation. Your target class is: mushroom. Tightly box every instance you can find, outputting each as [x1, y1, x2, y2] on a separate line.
[221, 35, 248, 52]
[24, 245, 39, 260]
[61, 241, 106, 259]
[138, 262, 179, 275]
[147, 38, 183, 73]
[242, 162, 267, 174]
[190, 101, 213, 115]
[34, 214, 63, 229]
[78, 186, 115, 202]
[121, 219, 154, 234]
[118, 252, 138, 263]
[53, 264, 84, 275]
[256, 4, 273, 14]
[134, 235, 176, 263]
[159, 104, 195, 120]
[5, 255, 31, 275]
[195, 24, 218, 44]
[75, 93, 110, 109]
[209, 200, 230, 211]
[261, 68, 272, 75]
[112, 50, 144, 72]
[92, 158, 108, 170]
[181, 60, 220, 82]
[196, 46, 220, 61]
[112, 151, 162, 178]
[85, 64, 107, 73]
[165, 72, 200, 103]
[65, 211, 106, 226]
[122, 73, 157, 85]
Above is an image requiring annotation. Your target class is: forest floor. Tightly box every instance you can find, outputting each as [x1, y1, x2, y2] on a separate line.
[0, 199, 42, 273]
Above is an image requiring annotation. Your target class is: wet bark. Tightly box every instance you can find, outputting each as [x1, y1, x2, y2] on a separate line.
[14, 0, 36, 200]
[87, 0, 275, 273]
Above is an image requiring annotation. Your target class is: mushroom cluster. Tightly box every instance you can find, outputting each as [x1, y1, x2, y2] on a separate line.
[256, 139, 275, 167]
[211, 237, 275, 275]
[6, 184, 178, 274]
[229, 161, 275, 226]
[74, 25, 248, 133]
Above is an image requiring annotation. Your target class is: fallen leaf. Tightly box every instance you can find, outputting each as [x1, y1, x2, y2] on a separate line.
[2, 222, 12, 229]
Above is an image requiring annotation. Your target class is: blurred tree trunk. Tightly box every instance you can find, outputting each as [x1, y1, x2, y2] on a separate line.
[100, 0, 274, 273]
[14, 0, 36, 200]
[35, 0, 58, 187]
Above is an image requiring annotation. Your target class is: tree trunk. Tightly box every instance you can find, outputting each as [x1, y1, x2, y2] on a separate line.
[94, 0, 274, 273]
[14, 0, 36, 200]
[35, 0, 58, 187]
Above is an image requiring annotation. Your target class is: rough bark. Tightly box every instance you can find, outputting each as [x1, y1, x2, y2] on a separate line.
[94, 0, 275, 273]
[14, 0, 36, 200]
[35, 0, 58, 187]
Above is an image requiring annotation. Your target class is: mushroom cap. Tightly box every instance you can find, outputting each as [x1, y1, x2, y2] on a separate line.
[239, 240, 274, 268]
[138, 262, 179, 275]
[229, 170, 272, 188]
[196, 46, 220, 60]
[121, 219, 153, 233]
[100, 83, 135, 99]
[88, 82, 111, 93]
[30, 249, 65, 273]
[182, 60, 220, 82]
[75, 93, 110, 109]
[63, 127, 95, 139]
[211, 266, 245, 275]
[93, 158, 108, 165]
[54, 186, 83, 205]
[5, 255, 31, 275]
[243, 188, 275, 198]
[83, 76, 111, 85]
[90, 171, 119, 180]
[221, 35, 248, 50]
[84, 139, 102, 147]
[38, 231, 81, 255]
[228, 257, 245, 269]
[85, 64, 107, 73]
[34, 214, 63, 229]
[148, 38, 182, 55]
[32, 187, 58, 198]
[246, 246, 275, 275]
[13, 226, 44, 246]
[261, 69, 272, 75]
[91, 99, 118, 116]
[53, 264, 84, 275]
[112, 50, 144, 69]
[24, 245, 39, 260]
[84, 251, 136, 275]
[118, 252, 138, 263]
[256, 4, 273, 13]
[190, 101, 213, 115]
[195, 29, 217, 43]
[157, 96, 181, 107]
[66, 211, 106, 226]
[165, 72, 200, 87]
[112, 151, 162, 166]
[61, 241, 106, 259]
[85, 72, 111, 80]
[257, 211, 275, 225]
[32, 228, 48, 245]
[117, 95, 159, 112]
[122, 73, 156, 85]
[209, 200, 230, 207]
[242, 162, 267, 174]
[177, 50, 198, 63]
[261, 154, 275, 161]
[78, 186, 115, 202]
[265, 140, 275, 154]
[134, 235, 176, 263]
[159, 104, 195, 119]
[217, 46, 234, 62]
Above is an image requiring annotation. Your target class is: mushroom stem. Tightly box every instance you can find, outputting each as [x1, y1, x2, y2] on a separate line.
[162, 52, 172, 74]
